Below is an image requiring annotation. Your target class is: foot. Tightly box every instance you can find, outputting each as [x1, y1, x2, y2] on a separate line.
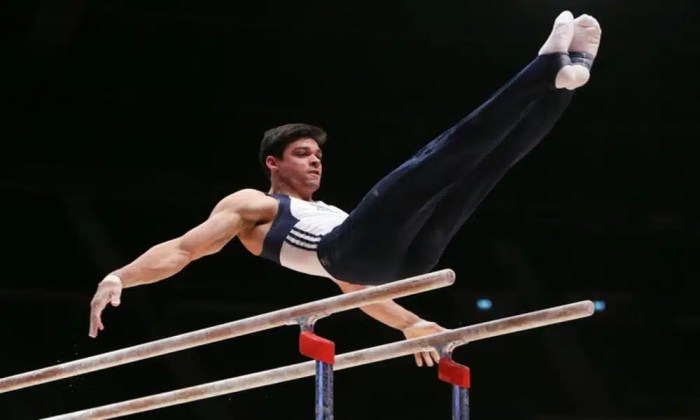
[538, 11, 577, 90]
[538, 10, 575, 55]
[569, 14, 602, 88]
[570, 14, 602, 61]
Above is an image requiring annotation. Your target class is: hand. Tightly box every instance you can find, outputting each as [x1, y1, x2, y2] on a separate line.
[89, 274, 123, 338]
[402, 320, 448, 367]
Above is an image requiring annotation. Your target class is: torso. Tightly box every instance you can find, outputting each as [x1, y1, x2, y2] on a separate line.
[234, 192, 347, 255]
[233, 191, 348, 279]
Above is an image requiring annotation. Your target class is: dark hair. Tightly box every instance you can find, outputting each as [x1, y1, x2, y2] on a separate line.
[259, 123, 328, 179]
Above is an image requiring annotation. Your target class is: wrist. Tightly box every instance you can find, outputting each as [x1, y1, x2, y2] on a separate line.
[400, 318, 426, 331]
[102, 274, 123, 286]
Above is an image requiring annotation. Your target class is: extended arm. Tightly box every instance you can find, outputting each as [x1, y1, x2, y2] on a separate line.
[112, 203, 241, 288]
[333, 279, 446, 367]
[88, 189, 267, 338]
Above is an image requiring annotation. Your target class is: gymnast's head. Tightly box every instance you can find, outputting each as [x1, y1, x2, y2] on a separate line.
[259, 123, 327, 197]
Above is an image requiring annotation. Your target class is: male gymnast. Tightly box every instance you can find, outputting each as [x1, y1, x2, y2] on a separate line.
[89, 11, 601, 368]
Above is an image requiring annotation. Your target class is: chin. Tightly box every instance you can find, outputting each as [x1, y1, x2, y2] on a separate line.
[305, 182, 321, 192]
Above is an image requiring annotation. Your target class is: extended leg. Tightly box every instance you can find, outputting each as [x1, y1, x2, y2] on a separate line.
[398, 14, 602, 276]
[318, 13, 578, 285]
[398, 89, 574, 278]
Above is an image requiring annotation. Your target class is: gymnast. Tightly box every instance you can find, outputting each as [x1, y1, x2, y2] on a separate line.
[89, 11, 601, 368]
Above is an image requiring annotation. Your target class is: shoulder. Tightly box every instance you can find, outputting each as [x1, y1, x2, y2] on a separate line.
[213, 189, 277, 221]
[223, 188, 269, 202]
[216, 188, 268, 204]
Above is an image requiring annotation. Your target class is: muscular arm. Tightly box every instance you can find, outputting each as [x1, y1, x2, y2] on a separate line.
[89, 189, 272, 338]
[112, 209, 240, 288]
[333, 279, 446, 367]
[109, 188, 273, 288]
[113, 195, 245, 288]
[333, 279, 422, 330]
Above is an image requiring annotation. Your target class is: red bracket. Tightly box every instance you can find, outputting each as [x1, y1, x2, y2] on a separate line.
[299, 331, 335, 365]
[438, 357, 470, 389]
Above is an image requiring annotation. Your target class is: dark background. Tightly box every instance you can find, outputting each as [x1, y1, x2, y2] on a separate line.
[1, 0, 699, 419]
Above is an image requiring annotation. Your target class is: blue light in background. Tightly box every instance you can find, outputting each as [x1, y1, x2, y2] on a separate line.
[476, 298, 492, 311]
[593, 300, 606, 312]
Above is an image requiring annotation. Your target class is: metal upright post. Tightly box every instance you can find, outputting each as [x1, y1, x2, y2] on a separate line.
[438, 355, 471, 420]
[314, 359, 333, 419]
[451, 382, 470, 420]
[298, 322, 336, 420]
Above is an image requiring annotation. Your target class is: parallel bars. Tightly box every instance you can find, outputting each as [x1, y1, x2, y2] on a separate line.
[42, 300, 595, 419]
[0, 269, 455, 394]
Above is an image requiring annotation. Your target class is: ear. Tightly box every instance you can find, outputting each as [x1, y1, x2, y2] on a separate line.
[265, 155, 280, 174]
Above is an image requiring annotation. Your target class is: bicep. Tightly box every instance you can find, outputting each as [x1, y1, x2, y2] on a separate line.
[178, 209, 242, 259]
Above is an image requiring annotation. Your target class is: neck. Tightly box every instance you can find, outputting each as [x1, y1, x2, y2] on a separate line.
[269, 182, 313, 201]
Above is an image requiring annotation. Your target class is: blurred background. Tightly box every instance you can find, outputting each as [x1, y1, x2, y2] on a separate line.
[1, 0, 699, 419]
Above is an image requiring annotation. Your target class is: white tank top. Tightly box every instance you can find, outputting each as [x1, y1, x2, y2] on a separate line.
[259, 193, 348, 278]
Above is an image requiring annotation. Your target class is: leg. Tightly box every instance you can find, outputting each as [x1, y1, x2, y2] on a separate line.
[398, 89, 574, 278]
[399, 15, 602, 276]
[317, 13, 578, 285]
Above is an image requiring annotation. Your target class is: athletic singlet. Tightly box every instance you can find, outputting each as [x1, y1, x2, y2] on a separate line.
[259, 193, 348, 278]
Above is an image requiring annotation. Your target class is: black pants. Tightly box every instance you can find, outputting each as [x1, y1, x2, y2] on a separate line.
[318, 53, 575, 285]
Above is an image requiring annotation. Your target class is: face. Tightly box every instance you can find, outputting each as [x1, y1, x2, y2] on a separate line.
[267, 138, 323, 194]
